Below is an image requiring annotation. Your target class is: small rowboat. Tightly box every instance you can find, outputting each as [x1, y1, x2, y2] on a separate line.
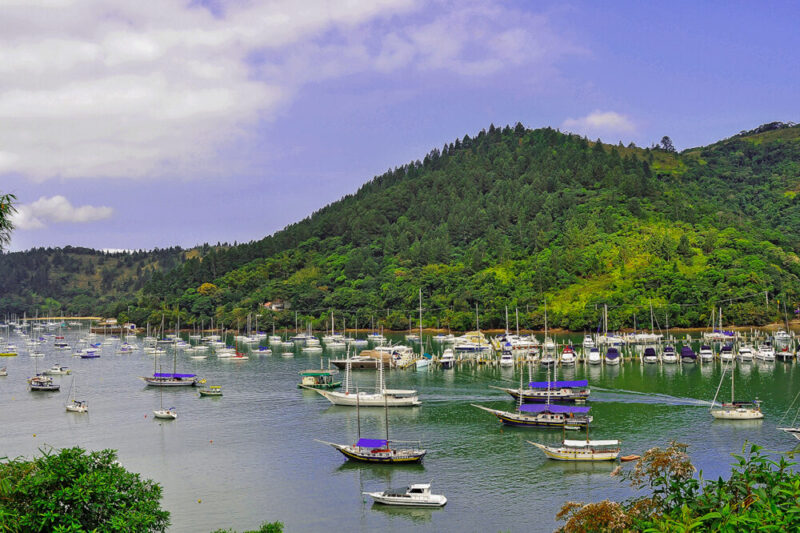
[620, 454, 641, 462]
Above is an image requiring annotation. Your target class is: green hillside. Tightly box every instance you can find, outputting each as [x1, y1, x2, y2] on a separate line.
[3, 122, 800, 331]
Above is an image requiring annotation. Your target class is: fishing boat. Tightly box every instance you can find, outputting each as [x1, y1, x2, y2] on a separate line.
[698, 345, 714, 362]
[680, 345, 697, 364]
[28, 375, 60, 391]
[492, 379, 590, 403]
[710, 360, 763, 420]
[44, 364, 71, 375]
[642, 346, 658, 364]
[308, 357, 420, 407]
[439, 348, 455, 369]
[199, 385, 223, 397]
[297, 369, 341, 389]
[528, 438, 621, 461]
[586, 347, 602, 365]
[661, 345, 677, 364]
[316, 386, 426, 463]
[65, 374, 88, 413]
[604, 347, 620, 365]
[363, 483, 446, 507]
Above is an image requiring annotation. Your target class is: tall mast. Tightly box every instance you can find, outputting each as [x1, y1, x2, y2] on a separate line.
[419, 288, 423, 349]
[356, 386, 361, 441]
[505, 305, 509, 334]
[384, 388, 390, 443]
[516, 307, 519, 336]
[475, 303, 479, 331]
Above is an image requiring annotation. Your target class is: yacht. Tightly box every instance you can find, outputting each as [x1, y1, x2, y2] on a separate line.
[642, 346, 658, 364]
[560, 345, 576, 366]
[737, 345, 754, 362]
[661, 345, 677, 364]
[363, 483, 446, 507]
[439, 348, 456, 369]
[604, 347, 620, 366]
[755, 342, 775, 362]
[499, 344, 515, 367]
[698, 345, 714, 362]
[582, 334, 595, 349]
[586, 347, 602, 365]
[719, 344, 734, 362]
[680, 345, 697, 364]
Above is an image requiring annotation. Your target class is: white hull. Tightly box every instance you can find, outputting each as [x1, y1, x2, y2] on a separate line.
[528, 441, 619, 461]
[364, 492, 447, 507]
[153, 409, 177, 419]
[312, 388, 421, 407]
[710, 408, 763, 420]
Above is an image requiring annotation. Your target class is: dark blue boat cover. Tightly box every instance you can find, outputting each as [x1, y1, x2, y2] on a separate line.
[528, 380, 588, 389]
[153, 373, 196, 378]
[606, 348, 620, 358]
[680, 346, 696, 357]
[519, 404, 591, 414]
[356, 438, 388, 448]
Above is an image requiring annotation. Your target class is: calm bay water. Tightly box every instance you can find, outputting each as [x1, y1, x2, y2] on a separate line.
[2, 329, 800, 532]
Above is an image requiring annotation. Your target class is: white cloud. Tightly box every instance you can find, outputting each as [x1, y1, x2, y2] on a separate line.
[561, 111, 636, 140]
[0, 0, 576, 181]
[11, 196, 113, 230]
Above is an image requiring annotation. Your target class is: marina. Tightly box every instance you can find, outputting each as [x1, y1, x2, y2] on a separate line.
[1, 325, 800, 531]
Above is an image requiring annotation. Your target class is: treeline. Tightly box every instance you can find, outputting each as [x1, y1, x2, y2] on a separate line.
[4, 123, 800, 331]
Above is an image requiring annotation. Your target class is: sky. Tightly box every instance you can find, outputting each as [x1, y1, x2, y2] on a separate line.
[2, 0, 798, 252]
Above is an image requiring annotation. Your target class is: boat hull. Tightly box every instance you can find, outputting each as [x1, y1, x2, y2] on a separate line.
[528, 442, 619, 461]
[330, 443, 425, 464]
[710, 408, 763, 420]
[364, 493, 446, 507]
[313, 389, 420, 407]
[503, 387, 590, 403]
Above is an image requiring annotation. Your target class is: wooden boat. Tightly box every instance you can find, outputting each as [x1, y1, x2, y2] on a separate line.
[620, 454, 641, 462]
[199, 385, 223, 397]
[28, 375, 60, 391]
[528, 438, 621, 461]
[492, 379, 590, 403]
[710, 360, 763, 420]
[472, 403, 592, 429]
[363, 483, 446, 507]
[297, 369, 341, 389]
[316, 388, 425, 464]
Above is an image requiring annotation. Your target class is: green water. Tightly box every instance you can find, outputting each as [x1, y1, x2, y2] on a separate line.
[1, 330, 799, 532]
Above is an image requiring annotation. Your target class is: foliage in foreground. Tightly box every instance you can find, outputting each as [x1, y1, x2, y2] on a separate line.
[0, 447, 170, 533]
[556, 441, 800, 532]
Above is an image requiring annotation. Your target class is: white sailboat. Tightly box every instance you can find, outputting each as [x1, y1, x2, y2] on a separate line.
[710, 360, 762, 420]
[153, 385, 177, 420]
[308, 355, 420, 407]
[65, 374, 88, 413]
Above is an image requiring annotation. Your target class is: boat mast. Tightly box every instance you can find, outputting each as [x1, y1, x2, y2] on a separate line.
[419, 288, 423, 351]
[516, 307, 519, 336]
[384, 388, 390, 444]
[475, 303, 479, 332]
[356, 386, 361, 440]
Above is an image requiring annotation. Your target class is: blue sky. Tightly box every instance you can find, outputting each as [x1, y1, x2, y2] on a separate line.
[2, 0, 798, 251]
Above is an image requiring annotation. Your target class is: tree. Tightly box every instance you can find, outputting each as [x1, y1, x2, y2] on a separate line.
[660, 135, 676, 152]
[0, 447, 170, 532]
[0, 192, 15, 250]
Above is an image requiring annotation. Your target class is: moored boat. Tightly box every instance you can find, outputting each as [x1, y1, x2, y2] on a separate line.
[710, 361, 763, 420]
[28, 375, 60, 391]
[680, 345, 697, 364]
[604, 347, 621, 366]
[199, 385, 223, 397]
[297, 369, 341, 389]
[661, 345, 677, 364]
[493, 379, 590, 403]
[527, 438, 621, 461]
[363, 483, 446, 507]
[472, 403, 592, 429]
[642, 346, 658, 364]
[698, 345, 714, 362]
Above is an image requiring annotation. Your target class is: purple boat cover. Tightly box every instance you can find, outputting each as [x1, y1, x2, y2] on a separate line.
[356, 438, 388, 448]
[153, 373, 196, 378]
[528, 380, 588, 389]
[519, 404, 591, 414]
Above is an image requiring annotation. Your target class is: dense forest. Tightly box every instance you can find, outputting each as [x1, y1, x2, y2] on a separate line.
[2, 121, 799, 332]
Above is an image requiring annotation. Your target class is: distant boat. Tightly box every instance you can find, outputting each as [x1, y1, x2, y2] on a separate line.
[499, 344, 515, 366]
[28, 375, 60, 391]
[582, 334, 595, 349]
[472, 402, 592, 429]
[719, 344, 734, 362]
[661, 345, 677, 364]
[755, 342, 775, 362]
[439, 348, 455, 369]
[308, 357, 420, 407]
[642, 346, 658, 364]
[65, 374, 88, 413]
[153, 385, 178, 420]
[0, 367, 6, 376]
[363, 483, 446, 507]
[198, 385, 223, 397]
[737, 345, 754, 362]
[142, 349, 198, 387]
[492, 379, 590, 403]
[44, 364, 71, 375]
[698, 345, 714, 362]
[297, 369, 341, 390]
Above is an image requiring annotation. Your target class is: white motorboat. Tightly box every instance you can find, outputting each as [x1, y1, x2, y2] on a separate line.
[44, 364, 71, 375]
[719, 344, 734, 362]
[528, 438, 621, 461]
[586, 347, 602, 365]
[698, 345, 714, 362]
[559, 346, 576, 366]
[642, 346, 658, 364]
[737, 344, 754, 362]
[582, 334, 595, 349]
[604, 347, 621, 365]
[755, 343, 775, 362]
[439, 349, 455, 369]
[661, 345, 677, 364]
[0, 366, 7, 376]
[363, 483, 446, 507]
[499, 344, 515, 366]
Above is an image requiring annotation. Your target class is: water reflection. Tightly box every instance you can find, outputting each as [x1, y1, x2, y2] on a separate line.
[368, 502, 441, 523]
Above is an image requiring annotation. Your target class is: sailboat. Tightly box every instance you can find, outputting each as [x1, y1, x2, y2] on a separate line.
[710, 360, 763, 419]
[490, 359, 590, 403]
[473, 364, 592, 429]
[141, 344, 199, 387]
[527, 421, 620, 461]
[153, 383, 177, 419]
[65, 374, 88, 413]
[307, 354, 420, 406]
[315, 388, 425, 463]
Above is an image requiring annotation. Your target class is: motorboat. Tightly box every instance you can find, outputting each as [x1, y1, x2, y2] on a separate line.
[28, 375, 60, 391]
[719, 344, 734, 362]
[499, 344, 515, 366]
[528, 438, 621, 461]
[439, 349, 455, 369]
[661, 345, 677, 364]
[559, 346, 576, 366]
[680, 345, 697, 364]
[199, 385, 223, 397]
[44, 365, 71, 375]
[737, 345, 754, 362]
[604, 347, 621, 365]
[755, 342, 775, 362]
[582, 334, 595, 349]
[363, 483, 446, 507]
[642, 346, 658, 364]
[698, 345, 714, 362]
[297, 370, 341, 390]
[777, 345, 795, 361]
[586, 347, 602, 365]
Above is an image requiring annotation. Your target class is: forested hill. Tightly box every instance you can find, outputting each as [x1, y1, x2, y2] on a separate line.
[3, 121, 800, 331]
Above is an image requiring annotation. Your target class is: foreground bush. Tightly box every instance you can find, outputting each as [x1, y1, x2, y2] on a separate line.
[0, 447, 169, 532]
[557, 441, 800, 532]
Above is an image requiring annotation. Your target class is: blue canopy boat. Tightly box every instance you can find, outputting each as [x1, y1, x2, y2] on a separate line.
[680, 345, 697, 364]
[492, 379, 590, 403]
